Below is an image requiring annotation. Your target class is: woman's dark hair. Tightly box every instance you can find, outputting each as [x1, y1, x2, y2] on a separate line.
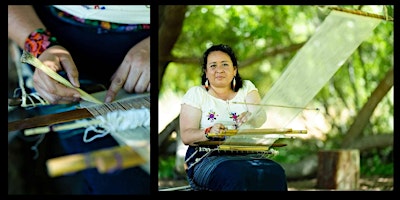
[201, 44, 243, 92]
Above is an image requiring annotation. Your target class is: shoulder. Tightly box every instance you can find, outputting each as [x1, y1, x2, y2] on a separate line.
[181, 85, 207, 108]
[182, 85, 207, 100]
[241, 80, 258, 92]
[185, 85, 207, 95]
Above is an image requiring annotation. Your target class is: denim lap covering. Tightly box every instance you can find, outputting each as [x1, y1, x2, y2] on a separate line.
[185, 146, 288, 191]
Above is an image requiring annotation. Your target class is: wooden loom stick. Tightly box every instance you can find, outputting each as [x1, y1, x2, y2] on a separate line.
[326, 6, 393, 21]
[8, 108, 92, 132]
[218, 145, 270, 152]
[24, 118, 102, 136]
[8, 93, 150, 132]
[206, 128, 307, 137]
[20, 51, 103, 105]
[196, 140, 287, 147]
[46, 145, 146, 177]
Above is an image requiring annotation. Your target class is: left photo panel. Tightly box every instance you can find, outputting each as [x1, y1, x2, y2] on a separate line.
[8, 5, 151, 195]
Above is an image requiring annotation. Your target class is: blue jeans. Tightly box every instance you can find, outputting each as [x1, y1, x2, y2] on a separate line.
[186, 146, 288, 191]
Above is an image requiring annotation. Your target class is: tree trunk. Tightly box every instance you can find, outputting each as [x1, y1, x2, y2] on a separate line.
[316, 149, 360, 190]
[158, 6, 187, 89]
[341, 67, 393, 148]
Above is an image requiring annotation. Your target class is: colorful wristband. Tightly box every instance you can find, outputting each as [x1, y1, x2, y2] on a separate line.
[204, 126, 212, 140]
[24, 28, 59, 58]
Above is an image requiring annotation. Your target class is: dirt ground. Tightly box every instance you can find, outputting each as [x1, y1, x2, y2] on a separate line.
[158, 176, 394, 191]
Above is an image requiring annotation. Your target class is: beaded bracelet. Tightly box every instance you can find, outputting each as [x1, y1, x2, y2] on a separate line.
[204, 126, 212, 140]
[24, 28, 59, 58]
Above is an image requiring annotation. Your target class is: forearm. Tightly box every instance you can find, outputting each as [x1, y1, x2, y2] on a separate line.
[180, 128, 208, 146]
[8, 5, 46, 49]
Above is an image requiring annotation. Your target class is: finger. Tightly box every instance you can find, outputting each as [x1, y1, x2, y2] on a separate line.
[106, 75, 125, 103]
[59, 55, 80, 88]
[43, 46, 80, 88]
[124, 69, 140, 93]
[133, 70, 150, 93]
[34, 71, 80, 104]
[45, 86, 80, 104]
[106, 61, 130, 103]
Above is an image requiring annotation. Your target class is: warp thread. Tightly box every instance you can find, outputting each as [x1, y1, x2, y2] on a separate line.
[82, 107, 150, 143]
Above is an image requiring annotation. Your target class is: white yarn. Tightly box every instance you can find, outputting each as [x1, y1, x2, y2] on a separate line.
[78, 107, 150, 174]
[83, 107, 150, 143]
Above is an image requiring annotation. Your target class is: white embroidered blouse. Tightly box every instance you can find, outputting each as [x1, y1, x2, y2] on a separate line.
[181, 80, 258, 130]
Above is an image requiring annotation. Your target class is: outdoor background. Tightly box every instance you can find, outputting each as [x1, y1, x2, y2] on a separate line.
[158, 5, 394, 190]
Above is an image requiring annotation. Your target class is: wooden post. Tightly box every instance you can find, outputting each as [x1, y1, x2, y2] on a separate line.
[316, 149, 360, 190]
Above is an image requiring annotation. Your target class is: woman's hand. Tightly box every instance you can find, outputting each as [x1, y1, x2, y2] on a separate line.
[32, 45, 81, 104]
[236, 111, 252, 127]
[105, 36, 150, 103]
[206, 123, 227, 140]
[209, 123, 226, 134]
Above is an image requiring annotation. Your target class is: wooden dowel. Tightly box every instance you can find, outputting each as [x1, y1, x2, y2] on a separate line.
[206, 128, 307, 137]
[24, 119, 102, 136]
[218, 145, 270, 152]
[196, 140, 287, 147]
[46, 145, 146, 177]
[327, 6, 393, 21]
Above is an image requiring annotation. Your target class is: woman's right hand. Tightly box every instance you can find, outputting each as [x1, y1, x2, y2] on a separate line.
[32, 45, 81, 104]
[206, 123, 227, 140]
[208, 123, 226, 134]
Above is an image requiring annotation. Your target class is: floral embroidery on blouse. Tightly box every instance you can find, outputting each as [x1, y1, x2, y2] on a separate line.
[230, 112, 240, 129]
[207, 110, 218, 122]
[50, 6, 150, 34]
[230, 112, 239, 123]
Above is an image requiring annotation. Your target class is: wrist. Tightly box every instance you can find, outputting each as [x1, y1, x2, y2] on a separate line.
[204, 126, 212, 140]
[24, 28, 59, 58]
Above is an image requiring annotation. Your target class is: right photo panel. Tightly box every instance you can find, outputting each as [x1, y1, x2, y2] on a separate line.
[158, 5, 394, 192]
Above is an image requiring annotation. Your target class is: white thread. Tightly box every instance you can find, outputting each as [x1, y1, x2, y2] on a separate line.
[259, 10, 380, 129]
[10, 41, 50, 108]
[83, 107, 150, 143]
[82, 92, 150, 117]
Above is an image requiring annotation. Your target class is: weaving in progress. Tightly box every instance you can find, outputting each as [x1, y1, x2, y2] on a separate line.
[41, 90, 150, 177]
[8, 50, 151, 177]
[193, 8, 382, 158]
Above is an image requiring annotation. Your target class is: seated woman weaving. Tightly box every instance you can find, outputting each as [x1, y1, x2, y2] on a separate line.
[180, 44, 288, 191]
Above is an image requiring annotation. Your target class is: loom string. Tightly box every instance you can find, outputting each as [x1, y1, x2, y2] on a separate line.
[219, 9, 381, 151]
[22, 93, 150, 137]
[232, 101, 320, 110]
[81, 107, 150, 143]
[186, 8, 382, 168]
[79, 94, 150, 143]
[10, 41, 49, 109]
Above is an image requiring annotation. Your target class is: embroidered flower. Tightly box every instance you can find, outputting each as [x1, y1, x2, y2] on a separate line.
[230, 112, 238, 122]
[207, 110, 218, 122]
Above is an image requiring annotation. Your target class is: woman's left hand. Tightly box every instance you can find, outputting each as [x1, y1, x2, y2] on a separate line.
[105, 36, 150, 103]
[236, 111, 252, 127]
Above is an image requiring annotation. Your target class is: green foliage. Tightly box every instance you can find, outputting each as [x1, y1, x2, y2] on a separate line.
[159, 5, 394, 179]
[360, 147, 394, 176]
[158, 155, 177, 179]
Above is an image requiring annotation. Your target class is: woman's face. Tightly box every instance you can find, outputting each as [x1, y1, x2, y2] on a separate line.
[205, 51, 237, 89]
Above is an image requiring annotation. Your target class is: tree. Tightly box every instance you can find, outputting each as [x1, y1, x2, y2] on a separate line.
[158, 5, 394, 179]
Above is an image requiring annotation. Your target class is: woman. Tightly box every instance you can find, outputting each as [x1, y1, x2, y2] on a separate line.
[180, 44, 288, 191]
